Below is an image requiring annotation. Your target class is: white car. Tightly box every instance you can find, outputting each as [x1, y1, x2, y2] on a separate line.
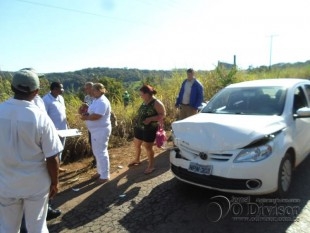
[170, 78, 310, 196]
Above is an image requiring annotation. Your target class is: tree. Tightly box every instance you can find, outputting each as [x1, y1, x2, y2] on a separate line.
[98, 76, 124, 104]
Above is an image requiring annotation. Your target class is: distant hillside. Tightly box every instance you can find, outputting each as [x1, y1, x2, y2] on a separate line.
[1, 60, 310, 91]
[247, 60, 310, 71]
[45, 67, 174, 91]
[43, 61, 310, 91]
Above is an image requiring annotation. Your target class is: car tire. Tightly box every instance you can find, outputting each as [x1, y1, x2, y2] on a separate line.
[276, 152, 293, 197]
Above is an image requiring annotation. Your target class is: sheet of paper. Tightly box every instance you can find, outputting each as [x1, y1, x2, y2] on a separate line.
[57, 129, 82, 138]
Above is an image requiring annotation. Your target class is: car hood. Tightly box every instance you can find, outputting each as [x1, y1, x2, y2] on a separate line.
[172, 113, 286, 151]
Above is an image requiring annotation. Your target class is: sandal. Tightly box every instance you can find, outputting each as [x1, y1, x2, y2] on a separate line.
[144, 168, 155, 175]
[128, 161, 141, 167]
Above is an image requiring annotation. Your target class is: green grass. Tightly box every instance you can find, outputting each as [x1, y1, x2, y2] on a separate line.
[1, 64, 310, 163]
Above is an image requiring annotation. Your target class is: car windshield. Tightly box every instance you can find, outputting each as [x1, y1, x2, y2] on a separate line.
[201, 86, 287, 115]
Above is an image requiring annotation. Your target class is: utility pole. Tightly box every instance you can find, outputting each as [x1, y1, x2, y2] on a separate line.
[268, 34, 278, 69]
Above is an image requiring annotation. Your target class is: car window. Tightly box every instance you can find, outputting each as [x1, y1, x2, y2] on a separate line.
[293, 87, 308, 114]
[304, 85, 310, 104]
[203, 86, 286, 115]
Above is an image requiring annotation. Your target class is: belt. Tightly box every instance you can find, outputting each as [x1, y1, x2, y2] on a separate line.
[181, 103, 189, 106]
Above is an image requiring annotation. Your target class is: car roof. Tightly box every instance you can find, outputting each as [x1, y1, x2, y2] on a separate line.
[227, 78, 310, 88]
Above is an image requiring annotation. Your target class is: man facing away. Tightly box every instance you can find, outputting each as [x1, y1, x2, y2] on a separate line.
[175, 68, 204, 120]
[0, 69, 63, 233]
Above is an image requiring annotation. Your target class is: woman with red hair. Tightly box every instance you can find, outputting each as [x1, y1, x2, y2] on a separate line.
[128, 84, 166, 174]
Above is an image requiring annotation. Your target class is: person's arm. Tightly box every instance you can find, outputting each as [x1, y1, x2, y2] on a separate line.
[46, 155, 60, 199]
[192, 81, 204, 109]
[80, 113, 102, 121]
[197, 83, 204, 108]
[80, 100, 105, 121]
[175, 81, 185, 107]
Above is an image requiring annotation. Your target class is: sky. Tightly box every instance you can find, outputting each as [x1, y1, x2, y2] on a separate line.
[0, 0, 310, 73]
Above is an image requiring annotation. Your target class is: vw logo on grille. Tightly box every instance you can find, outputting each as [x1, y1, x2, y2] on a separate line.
[199, 152, 208, 160]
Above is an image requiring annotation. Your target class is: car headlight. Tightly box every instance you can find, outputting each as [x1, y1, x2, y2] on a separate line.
[234, 145, 272, 162]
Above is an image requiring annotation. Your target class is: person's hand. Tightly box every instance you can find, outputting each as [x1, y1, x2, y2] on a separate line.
[49, 183, 58, 199]
[78, 103, 88, 115]
[80, 113, 89, 121]
[143, 118, 152, 125]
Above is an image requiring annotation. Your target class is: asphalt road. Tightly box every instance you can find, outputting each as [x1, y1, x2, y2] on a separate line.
[48, 149, 310, 233]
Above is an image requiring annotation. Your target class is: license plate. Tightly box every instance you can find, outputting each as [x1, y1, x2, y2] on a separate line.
[188, 163, 212, 175]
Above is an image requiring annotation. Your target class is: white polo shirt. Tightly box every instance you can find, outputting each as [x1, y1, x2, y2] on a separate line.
[42, 93, 67, 130]
[0, 99, 63, 198]
[86, 94, 111, 133]
[84, 95, 94, 106]
[182, 79, 194, 104]
[33, 94, 46, 111]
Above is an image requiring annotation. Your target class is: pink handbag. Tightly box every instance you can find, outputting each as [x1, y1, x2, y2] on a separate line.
[155, 122, 167, 148]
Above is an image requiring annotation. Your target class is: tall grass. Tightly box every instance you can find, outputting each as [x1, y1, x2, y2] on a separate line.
[2, 65, 310, 163]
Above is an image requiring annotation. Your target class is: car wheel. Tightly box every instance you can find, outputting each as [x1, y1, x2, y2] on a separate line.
[277, 153, 293, 197]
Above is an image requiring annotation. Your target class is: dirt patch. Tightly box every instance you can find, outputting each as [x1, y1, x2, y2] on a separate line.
[58, 140, 171, 192]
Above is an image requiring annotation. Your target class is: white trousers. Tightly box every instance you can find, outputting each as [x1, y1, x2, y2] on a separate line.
[91, 126, 111, 179]
[0, 188, 49, 233]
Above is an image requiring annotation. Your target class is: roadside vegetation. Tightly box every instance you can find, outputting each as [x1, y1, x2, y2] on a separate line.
[1, 62, 310, 163]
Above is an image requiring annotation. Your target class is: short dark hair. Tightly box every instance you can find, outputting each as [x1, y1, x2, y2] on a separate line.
[187, 68, 194, 73]
[139, 84, 157, 95]
[50, 82, 62, 90]
[11, 85, 35, 99]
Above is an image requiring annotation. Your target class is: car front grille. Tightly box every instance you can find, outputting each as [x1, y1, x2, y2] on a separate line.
[178, 145, 233, 162]
[171, 164, 258, 190]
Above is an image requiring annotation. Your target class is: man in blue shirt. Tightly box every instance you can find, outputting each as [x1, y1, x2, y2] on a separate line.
[175, 68, 204, 120]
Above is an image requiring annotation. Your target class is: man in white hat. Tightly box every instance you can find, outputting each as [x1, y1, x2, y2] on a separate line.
[0, 69, 63, 233]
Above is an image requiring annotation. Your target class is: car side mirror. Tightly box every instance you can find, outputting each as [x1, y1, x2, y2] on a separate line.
[294, 107, 310, 118]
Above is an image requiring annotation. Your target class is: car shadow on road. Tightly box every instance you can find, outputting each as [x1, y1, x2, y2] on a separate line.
[48, 152, 310, 233]
[47, 149, 171, 232]
[118, 155, 310, 233]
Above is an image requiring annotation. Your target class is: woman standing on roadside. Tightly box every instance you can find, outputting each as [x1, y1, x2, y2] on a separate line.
[128, 84, 166, 174]
[81, 83, 111, 184]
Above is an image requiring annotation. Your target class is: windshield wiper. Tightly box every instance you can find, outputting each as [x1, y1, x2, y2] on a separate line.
[202, 108, 217, 113]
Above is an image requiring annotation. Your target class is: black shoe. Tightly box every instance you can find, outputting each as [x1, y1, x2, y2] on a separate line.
[46, 206, 61, 220]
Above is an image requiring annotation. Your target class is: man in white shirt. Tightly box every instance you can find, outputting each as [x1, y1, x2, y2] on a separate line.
[0, 69, 63, 233]
[84, 82, 94, 106]
[16, 70, 61, 233]
[20, 68, 47, 112]
[82, 82, 96, 168]
[43, 82, 68, 167]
